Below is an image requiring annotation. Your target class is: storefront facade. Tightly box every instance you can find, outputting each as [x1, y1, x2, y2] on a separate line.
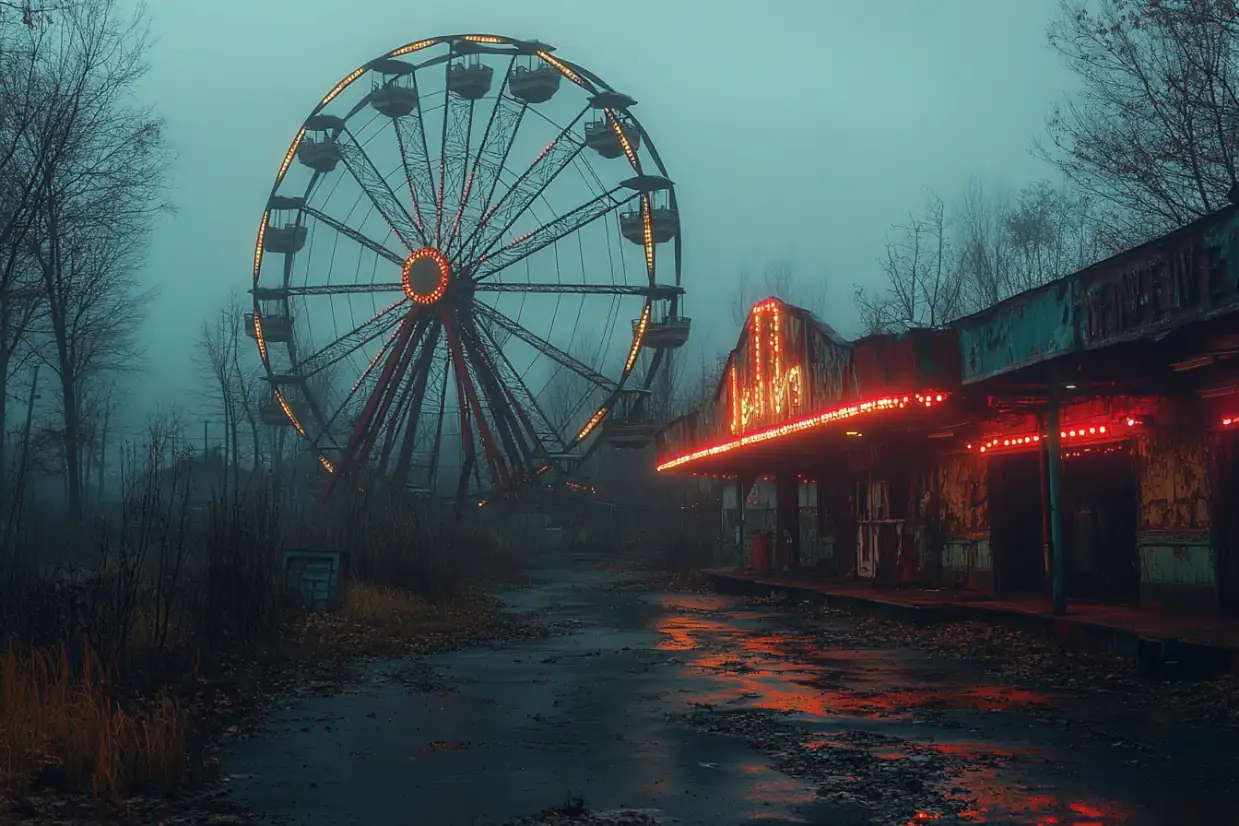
[657, 207, 1239, 617]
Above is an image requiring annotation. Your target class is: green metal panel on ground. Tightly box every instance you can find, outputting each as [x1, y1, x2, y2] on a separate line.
[283, 549, 351, 611]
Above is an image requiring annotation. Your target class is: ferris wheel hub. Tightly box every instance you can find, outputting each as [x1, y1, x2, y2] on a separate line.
[402, 247, 451, 305]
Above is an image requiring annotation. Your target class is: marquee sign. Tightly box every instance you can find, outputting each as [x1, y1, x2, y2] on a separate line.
[729, 299, 808, 435]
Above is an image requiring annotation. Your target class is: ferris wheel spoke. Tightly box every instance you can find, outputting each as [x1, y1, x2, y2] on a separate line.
[473, 281, 682, 297]
[286, 282, 405, 297]
[445, 69, 527, 259]
[474, 303, 617, 392]
[458, 104, 590, 263]
[471, 187, 639, 281]
[302, 205, 407, 266]
[296, 299, 406, 377]
[393, 82, 438, 239]
[476, 318, 565, 454]
[335, 126, 425, 249]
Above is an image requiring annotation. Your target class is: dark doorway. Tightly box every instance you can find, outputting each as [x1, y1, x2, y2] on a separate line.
[776, 474, 800, 571]
[989, 452, 1046, 593]
[1211, 432, 1239, 617]
[1061, 447, 1140, 602]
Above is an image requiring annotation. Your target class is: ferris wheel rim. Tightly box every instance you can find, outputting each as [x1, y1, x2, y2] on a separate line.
[249, 33, 683, 497]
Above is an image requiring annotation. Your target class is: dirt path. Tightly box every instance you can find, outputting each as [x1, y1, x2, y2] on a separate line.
[220, 553, 1239, 825]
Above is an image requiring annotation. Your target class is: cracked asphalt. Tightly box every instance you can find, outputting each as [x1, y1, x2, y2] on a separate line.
[221, 552, 1239, 825]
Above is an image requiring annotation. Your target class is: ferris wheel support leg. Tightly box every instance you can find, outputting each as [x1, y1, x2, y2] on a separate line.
[320, 312, 419, 502]
[368, 319, 431, 480]
[376, 319, 440, 478]
[389, 324, 443, 488]
[459, 322, 537, 480]
[443, 312, 511, 495]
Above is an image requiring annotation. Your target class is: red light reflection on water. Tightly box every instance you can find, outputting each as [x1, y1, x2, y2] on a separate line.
[653, 611, 1134, 825]
[655, 615, 1051, 718]
[945, 763, 1130, 824]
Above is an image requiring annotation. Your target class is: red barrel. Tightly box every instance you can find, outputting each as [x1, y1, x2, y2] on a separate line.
[751, 531, 772, 573]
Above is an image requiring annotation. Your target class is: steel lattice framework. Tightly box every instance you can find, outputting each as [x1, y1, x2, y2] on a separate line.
[249, 34, 686, 508]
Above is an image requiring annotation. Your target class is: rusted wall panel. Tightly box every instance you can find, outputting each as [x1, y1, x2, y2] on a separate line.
[935, 452, 989, 536]
[958, 280, 1077, 384]
[941, 539, 993, 590]
[1133, 429, 1216, 611]
[1134, 429, 1210, 531]
[1137, 535, 1217, 612]
[805, 323, 853, 411]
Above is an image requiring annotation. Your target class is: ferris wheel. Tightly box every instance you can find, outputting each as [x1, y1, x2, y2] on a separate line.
[247, 34, 688, 505]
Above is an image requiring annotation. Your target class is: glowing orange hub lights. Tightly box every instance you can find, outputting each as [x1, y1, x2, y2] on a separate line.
[656, 392, 947, 472]
[402, 247, 450, 305]
[968, 416, 1140, 455]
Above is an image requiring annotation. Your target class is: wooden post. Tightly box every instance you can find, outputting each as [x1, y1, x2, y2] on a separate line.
[1047, 376, 1067, 615]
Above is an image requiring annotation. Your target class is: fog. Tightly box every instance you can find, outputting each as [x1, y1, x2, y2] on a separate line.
[131, 0, 1070, 425]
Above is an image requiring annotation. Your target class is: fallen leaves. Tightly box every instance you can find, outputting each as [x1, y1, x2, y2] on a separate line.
[795, 607, 1239, 726]
[670, 706, 1013, 826]
[499, 797, 671, 825]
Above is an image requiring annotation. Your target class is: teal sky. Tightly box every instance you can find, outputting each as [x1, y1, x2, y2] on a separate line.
[131, 0, 1072, 420]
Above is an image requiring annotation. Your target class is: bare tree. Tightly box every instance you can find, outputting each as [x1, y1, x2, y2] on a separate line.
[77, 375, 121, 507]
[0, 14, 60, 501]
[731, 258, 830, 325]
[1042, 0, 1239, 245]
[954, 178, 1012, 315]
[24, 0, 168, 518]
[855, 192, 963, 334]
[953, 178, 1105, 315]
[197, 300, 247, 498]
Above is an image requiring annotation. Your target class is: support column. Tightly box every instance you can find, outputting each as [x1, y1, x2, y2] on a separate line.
[737, 474, 749, 569]
[1039, 421, 1052, 590]
[1046, 377, 1067, 615]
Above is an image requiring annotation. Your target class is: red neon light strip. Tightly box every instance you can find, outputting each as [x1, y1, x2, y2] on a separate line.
[656, 392, 947, 472]
[969, 417, 1140, 455]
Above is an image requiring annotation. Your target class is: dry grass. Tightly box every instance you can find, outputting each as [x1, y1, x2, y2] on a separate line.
[340, 581, 438, 634]
[0, 644, 190, 805]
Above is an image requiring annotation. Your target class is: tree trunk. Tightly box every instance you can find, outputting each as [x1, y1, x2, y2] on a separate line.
[248, 414, 262, 472]
[60, 372, 82, 519]
[230, 407, 241, 496]
[97, 407, 108, 506]
[0, 361, 8, 506]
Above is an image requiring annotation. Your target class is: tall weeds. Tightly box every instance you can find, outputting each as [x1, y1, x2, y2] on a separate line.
[0, 428, 523, 805]
[0, 644, 188, 802]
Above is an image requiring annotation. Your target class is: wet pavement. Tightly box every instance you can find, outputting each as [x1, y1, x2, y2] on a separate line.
[223, 553, 1239, 825]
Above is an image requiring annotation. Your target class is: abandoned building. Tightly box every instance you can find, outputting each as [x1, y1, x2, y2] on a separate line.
[655, 205, 1239, 618]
